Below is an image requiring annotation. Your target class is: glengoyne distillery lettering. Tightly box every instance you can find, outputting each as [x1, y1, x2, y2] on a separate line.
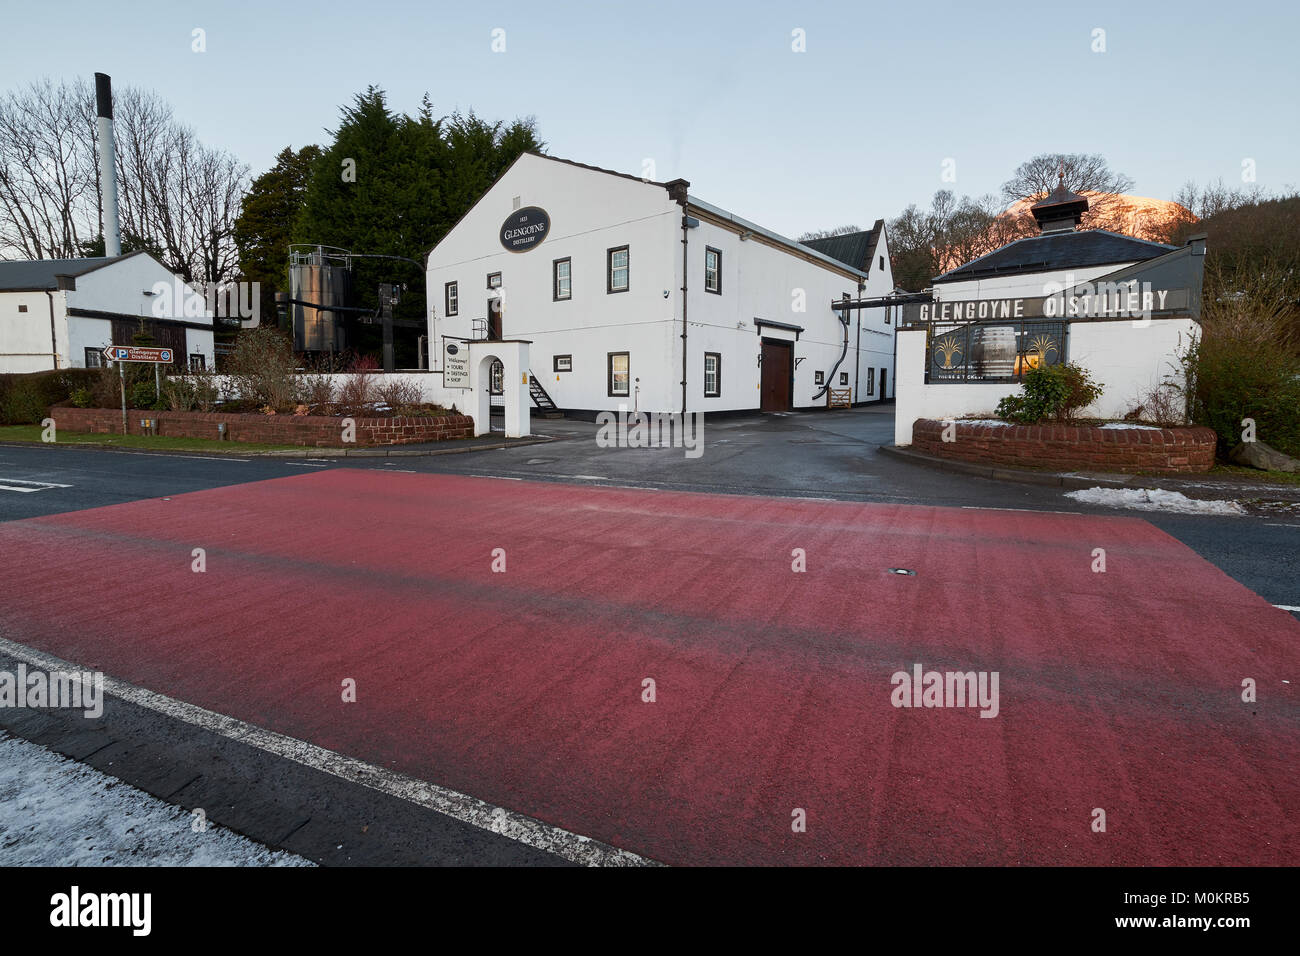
[500, 207, 551, 252]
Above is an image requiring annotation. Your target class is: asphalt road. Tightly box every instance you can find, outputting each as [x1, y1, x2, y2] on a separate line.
[2, 404, 1296, 611]
[0, 405, 1296, 866]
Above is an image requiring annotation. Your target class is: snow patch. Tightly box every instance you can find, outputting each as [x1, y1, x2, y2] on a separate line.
[0, 733, 313, 866]
[1098, 423, 1161, 431]
[1064, 487, 1247, 516]
[954, 419, 1012, 427]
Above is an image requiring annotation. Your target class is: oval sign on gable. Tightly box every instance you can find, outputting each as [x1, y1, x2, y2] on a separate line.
[500, 206, 550, 252]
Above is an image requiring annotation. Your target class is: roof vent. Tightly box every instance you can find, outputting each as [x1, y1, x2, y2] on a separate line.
[1030, 171, 1089, 234]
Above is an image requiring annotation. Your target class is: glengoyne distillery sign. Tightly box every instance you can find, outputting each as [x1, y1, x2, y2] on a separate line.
[500, 207, 550, 252]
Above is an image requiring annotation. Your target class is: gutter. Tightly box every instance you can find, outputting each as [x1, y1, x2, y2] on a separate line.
[45, 291, 59, 369]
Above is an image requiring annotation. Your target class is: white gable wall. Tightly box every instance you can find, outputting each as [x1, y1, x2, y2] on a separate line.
[426, 154, 681, 413]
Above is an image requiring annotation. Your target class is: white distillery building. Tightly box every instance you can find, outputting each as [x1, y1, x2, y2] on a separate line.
[424, 152, 896, 417]
[888, 179, 1207, 446]
[0, 251, 215, 374]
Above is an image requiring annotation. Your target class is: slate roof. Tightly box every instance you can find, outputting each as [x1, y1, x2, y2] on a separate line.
[800, 221, 884, 272]
[0, 253, 141, 291]
[932, 230, 1174, 284]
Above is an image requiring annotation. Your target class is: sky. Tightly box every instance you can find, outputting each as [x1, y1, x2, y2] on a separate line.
[3, 0, 1297, 239]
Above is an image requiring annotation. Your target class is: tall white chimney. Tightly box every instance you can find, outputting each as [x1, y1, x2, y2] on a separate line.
[94, 72, 121, 258]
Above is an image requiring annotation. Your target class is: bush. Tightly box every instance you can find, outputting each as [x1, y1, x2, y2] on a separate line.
[128, 380, 158, 410]
[996, 363, 1103, 424]
[298, 372, 336, 412]
[69, 387, 93, 408]
[375, 377, 421, 413]
[1124, 381, 1186, 427]
[336, 370, 377, 417]
[1179, 333, 1300, 458]
[225, 327, 298, 412]
[0, 377, 49, 424]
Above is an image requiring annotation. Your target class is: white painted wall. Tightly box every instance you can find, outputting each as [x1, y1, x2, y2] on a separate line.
[893, 319, 1198, 446]
[425, 153, 895, 414]
[426, 153, 680, 413]
[683, 219, 894, 410]
[0, 291, 60, 373]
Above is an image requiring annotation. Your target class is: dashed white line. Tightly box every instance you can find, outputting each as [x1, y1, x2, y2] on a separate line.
[1275, 605, 1300, 613]
[961, 506, 1084, 515]
[0, 635, 655, 867]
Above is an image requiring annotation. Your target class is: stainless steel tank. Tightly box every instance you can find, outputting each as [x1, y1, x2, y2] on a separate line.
[290, 245, 353, 352]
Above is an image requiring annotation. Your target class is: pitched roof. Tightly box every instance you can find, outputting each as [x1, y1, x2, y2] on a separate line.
[0, 252, 143, 291]
[932, 229, 1174, 284]
[799, 221, 884, 272]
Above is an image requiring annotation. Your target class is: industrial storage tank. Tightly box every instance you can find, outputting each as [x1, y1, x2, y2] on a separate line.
[290, 244, 354, 353]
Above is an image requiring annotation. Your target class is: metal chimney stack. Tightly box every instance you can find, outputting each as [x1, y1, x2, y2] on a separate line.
[94, 72, 121, 258]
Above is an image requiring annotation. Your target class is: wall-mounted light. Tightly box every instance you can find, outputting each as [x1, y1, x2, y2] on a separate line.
[739, 231, 753, 241]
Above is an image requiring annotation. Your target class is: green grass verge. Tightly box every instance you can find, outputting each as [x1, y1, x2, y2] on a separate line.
[1208, 462, 1300, 486]
[0, 425, 306, 454]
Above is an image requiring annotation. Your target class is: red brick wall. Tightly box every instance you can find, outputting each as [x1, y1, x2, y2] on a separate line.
[911, 419, 1217, 474]
[50, 406, 474, 447]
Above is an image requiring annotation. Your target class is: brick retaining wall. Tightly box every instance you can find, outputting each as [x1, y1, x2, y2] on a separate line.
[50, 406, 474, 447]
[911, 419, 1217, 474]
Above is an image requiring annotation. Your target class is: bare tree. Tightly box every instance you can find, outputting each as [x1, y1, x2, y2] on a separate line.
[1001, 152, 1135, 231]
[0, 76, 248, 286]
[0, 78, 99, 258]
[798, 224, 862, 241]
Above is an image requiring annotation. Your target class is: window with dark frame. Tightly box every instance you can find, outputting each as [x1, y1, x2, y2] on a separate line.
[867, 368, 875, 395]
[607, 246, 629, 293]
[553, 354, 572, 372]
[704, 247, 722, 294]
[608, 351, 630, 396]
[487, 272, 502, 289]
[17, 304, 27, 313]
[879, 255, 885, 271]
[814, 370, 824, 385]
[189, 353, 206, 372]
[839, 371, 849, 386]
[490, 360, 504, 396]
[84, 347, 103, 369]
[553, 258, 571, 301]
[704, 352, 721, 397]
[445, 281, 458, 316]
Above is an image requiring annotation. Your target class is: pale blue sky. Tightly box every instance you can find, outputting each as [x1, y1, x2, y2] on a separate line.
[4, 0, 1296, 237]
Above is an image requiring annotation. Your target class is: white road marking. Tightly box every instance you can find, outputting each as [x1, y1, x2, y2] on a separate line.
[283, 462, 329, 468]
[1268, 524, 1300, 529]
[0, 635, 655, 867]
[112, 453, 253, 462]
[467, 475, 522, 481]
[0, 478, 72, 493]
[961, 506, 1084, 515]
[1275, 605, 1300, 612]
[569, 475, 610, 481]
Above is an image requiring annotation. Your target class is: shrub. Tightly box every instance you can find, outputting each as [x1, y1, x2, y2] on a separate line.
[336, 371, 377, 417]
[0, 377, 49, 424]
[69, 387, 93, 408]
[1125, 381, 1186, 427]
[161, 376, 198, 411]
[996, 363, 1103, 424]
[225, 327, 298, 412]
[1179, 333, 1300, 458]
[128, 380, 158, 409]
[375, 377, 421, 413]
[298, 372, 336, 412]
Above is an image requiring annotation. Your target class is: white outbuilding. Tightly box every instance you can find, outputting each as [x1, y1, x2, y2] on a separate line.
[0, 251, 215, 374]
[424, 153, 895, 417]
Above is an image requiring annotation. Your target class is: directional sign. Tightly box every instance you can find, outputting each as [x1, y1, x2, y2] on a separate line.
[103, 346, 173, 363]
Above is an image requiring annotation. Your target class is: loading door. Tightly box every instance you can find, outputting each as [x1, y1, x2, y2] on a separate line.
[760, 338, 793, 412]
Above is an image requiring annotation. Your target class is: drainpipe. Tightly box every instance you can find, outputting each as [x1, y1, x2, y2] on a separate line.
[664, 179, 692, 416]
[45, 291, 59, 369]
[853, 279, 864, 402]
[680, 213, 689, 415]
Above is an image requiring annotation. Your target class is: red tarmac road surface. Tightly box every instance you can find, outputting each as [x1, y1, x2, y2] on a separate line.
[0, 470, 1296, 865]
